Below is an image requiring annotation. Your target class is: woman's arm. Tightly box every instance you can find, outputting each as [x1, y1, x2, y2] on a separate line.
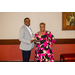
[52, 43, 55, 50]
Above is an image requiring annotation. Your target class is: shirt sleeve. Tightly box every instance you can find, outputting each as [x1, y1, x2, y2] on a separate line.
[49, 32, 56, 43]
[51, 35, 56, 43]
[19, 27, 30, 44]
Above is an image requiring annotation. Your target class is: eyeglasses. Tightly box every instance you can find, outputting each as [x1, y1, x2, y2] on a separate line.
[25, 21, 30, 22]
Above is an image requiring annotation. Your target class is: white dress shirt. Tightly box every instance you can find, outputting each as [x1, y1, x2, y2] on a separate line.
[25, 25, 33, 37]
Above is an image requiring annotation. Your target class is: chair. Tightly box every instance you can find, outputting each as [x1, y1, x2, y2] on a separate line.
[60, 54, 75, 62]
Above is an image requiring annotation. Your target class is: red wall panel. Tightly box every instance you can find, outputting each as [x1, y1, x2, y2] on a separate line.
[0, 45, 22, 61]
[0, 45, 10, 61]
[53, 44, 75, 60]
[0, 44, 75, 61]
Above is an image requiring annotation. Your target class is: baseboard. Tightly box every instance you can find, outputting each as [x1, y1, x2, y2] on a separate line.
[0, 60, 60, 62]
[30, 60, 61, 62]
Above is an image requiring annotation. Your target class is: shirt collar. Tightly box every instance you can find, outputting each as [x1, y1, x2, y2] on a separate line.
[24, 24, 30, 28]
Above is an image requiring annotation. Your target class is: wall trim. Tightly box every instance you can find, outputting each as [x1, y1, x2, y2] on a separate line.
[0, 39, 20, 45]
[0, 39, 75, 45]
[56, 39, 75, 44]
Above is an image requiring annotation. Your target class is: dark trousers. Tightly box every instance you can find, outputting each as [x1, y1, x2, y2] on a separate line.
[22, 50, 31, 62]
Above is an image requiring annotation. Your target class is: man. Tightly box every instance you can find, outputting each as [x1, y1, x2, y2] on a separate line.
[19, 17, 34, 62]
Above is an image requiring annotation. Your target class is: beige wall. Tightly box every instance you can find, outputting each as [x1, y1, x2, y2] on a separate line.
[0, 12, 75, 39]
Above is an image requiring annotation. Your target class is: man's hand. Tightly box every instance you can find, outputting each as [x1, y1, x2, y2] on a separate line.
[30, 40, 33, 43]
[31, 37, 37, 43]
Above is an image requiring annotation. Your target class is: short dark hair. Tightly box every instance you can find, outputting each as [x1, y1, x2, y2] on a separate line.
[40, 22, 46, 26]
[24, 17, 30, 22]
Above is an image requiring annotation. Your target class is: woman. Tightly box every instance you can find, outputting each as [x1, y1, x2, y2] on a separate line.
[34, 22, 56, 62]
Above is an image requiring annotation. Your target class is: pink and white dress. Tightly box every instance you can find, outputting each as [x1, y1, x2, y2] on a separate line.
[35, 31, 56, 62]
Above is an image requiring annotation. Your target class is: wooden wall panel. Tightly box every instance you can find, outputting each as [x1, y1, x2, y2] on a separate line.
[0, 39, 75, 44]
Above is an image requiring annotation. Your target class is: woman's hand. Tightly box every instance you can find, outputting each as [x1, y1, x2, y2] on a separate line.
[30, 37, 37, 43]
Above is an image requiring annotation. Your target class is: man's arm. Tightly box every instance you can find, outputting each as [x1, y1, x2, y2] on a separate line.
[19, 28, 31, 44]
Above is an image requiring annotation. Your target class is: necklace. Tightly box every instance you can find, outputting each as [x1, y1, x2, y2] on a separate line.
[38, 31, 46, 36]
[40, 31, 46, 34]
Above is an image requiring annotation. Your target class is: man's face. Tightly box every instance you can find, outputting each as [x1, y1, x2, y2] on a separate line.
[40, 24, 45, 32]
[24, 19, 30, 26]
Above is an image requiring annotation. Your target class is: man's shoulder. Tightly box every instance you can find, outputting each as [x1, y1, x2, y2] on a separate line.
[21, 25, 25, 28]
[20, 25, 26, 30]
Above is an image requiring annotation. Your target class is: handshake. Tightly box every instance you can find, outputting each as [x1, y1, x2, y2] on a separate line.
[30, 37, 37, 43]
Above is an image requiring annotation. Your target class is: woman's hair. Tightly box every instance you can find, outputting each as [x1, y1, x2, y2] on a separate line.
[40, 22, 46, 26]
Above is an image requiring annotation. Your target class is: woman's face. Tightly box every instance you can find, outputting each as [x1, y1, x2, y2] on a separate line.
[40, 24, 45, 32]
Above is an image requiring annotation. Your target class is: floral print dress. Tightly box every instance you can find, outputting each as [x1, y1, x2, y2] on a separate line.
[35, 31, 56, 62]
